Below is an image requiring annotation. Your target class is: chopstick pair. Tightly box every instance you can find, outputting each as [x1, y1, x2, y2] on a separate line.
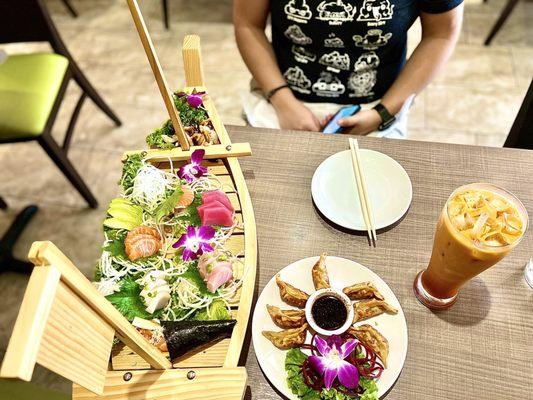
[348, 138, 377, 247]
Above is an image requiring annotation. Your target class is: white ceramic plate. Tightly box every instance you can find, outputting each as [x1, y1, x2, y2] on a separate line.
[252, 256, 408, 400]
[311, 150, 412, 231]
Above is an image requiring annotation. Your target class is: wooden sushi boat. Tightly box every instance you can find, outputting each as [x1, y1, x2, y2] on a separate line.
[0, 1, 257, 399]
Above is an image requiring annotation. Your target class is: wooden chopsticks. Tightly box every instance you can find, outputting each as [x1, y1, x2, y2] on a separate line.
[349, 138, 377, 247]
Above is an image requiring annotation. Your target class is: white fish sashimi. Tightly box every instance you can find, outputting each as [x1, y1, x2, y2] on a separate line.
[206, 262, 233, 293]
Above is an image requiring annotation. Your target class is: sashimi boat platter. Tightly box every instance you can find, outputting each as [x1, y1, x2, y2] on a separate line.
[0, 1, 256, 399]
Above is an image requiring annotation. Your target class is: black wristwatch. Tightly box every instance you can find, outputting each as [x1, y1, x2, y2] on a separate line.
[373, 103, 396, 131]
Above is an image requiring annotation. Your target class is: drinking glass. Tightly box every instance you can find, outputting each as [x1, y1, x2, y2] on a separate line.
[414, 183, 528, 310]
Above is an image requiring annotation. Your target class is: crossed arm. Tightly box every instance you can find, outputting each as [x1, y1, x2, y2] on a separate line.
[234, 0, 464, 134]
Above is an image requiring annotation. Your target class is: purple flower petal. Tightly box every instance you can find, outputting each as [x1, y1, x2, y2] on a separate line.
[336, 361, 359, 389]
[191, 149, 205, 165]
[314, 335, 331, 357]
[308, 355, 327, 376]
[182, 248, 195, 261]
[187, 94, 203, 108]
[172, 234, 187, 249]
[326, 335, 344, 349]
[199, 242, 214, 254]
[339, 339, 357, 360]
[198, 225, 216, 240]
[323, 367, 338, 390]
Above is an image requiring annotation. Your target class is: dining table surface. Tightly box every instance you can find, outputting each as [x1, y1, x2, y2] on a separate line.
[226, 125, 533, 400]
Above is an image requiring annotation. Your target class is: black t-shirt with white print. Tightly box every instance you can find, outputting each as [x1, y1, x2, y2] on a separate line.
[271, 0, 463, 104]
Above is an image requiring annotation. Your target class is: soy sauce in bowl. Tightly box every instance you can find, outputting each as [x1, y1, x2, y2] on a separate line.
[311, 295, 348, 331]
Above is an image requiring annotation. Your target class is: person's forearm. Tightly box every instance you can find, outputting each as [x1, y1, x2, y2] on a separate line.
[380, 37, 457, 115]
[235, 24, 288, 93]
[381, 6, 463, 115]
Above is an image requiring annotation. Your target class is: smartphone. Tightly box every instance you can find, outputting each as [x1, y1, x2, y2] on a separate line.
[322, 105, 361, 134]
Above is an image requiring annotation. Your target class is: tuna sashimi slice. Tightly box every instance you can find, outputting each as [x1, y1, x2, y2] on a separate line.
[206, 262, 233, 293]
[200, 203, 234, 227]
[198, 201, 228, 221]
[202, 190, 234, 213]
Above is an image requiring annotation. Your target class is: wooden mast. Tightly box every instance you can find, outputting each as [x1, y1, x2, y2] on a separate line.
[125, 0, 190, 150]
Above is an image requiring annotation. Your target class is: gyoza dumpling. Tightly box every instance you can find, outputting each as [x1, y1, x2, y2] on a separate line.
[347, 324, 389, 367]
[353, 299, 398, 322]
[311, 253, 330, 290]
[276, 275, 309, 308]
[262, 324, 308, 350]
[266, 304, 306, 329]
[343, 282, 384, 301]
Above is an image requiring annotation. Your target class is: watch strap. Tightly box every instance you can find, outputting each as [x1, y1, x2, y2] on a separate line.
[373, 103, 396, 131]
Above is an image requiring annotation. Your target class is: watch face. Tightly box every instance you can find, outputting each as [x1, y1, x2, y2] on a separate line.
[379, 116, 396, 131]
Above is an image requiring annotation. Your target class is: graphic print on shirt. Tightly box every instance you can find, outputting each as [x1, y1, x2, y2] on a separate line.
[348, 52, 380, 97]
[324, 33, 345, 48]
[319, 50, 350, 72]
[284, 66, 312, 94]
[285, 25, 313, 45]
[316, 0, 357, 25]
[353, 29, 392, 50]
[292, 45, 317, 64]
[356, 0, 394, 26]
[312, 71, 346, 97]
[284, 0, 313, 23]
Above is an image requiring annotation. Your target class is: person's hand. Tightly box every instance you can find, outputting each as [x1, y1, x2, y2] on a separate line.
[270, 89, 321, 131]
[338, 109, 382, 135]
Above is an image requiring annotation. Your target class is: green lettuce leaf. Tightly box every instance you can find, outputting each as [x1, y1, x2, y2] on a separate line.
[178, 262, 211, 296]
[284, 349, 379, 400]
[103, 229, 127, 258]
[154, 186, 183, 222]
[106, 276, 152, 321]
[120, 153, 143, 191]
[195, 299, 230, 321]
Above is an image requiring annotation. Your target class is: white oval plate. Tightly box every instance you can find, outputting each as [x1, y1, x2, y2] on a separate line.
[311, 150, 412, 231]
[252, 256, 408, 400]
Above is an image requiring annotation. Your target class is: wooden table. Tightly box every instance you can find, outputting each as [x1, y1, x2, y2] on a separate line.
[227, 126, 533, 400]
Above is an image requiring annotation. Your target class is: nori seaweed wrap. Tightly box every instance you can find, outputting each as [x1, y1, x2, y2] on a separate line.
[161, 319, 237, 360]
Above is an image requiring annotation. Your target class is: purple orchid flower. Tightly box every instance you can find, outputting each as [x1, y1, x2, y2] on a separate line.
[173, 225, 215, 261]
[176, 91, 205, 108]
[178, 149, 208, 183]
[308, 335, 359, 390]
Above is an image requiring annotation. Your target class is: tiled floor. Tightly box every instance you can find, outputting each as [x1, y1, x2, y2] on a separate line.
[0, 0, 531, 394]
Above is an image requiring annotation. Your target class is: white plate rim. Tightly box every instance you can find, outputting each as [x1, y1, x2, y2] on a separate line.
[311, 149, 413, 231]
[252, 256, 409, 400]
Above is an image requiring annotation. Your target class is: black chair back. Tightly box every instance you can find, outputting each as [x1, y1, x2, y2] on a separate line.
[504, 79, 533, 150]
[0, 0, 62, 50]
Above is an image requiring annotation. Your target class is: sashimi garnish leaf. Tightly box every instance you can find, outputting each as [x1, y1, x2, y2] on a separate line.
[154, 186, 183, 222]
[106, 276, 155, 321]
[179, 262, 212, 297]
[195, 299, 230, 321]
[176, 195, 202, 227]
[103, 229, 127, 259]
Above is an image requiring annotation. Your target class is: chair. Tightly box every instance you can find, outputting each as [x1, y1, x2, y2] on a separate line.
[162, 0, 170, 29]
[0, 198, 37, 273]
[484, 0, 520, 45]
[503, 79, 533, 150]
[60, 0, 78, 18]
[0, 241, 247, 399]
[0, 0, 122, 209]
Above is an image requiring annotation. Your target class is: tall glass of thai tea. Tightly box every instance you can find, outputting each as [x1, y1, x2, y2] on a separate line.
[414, 183, 528, 310]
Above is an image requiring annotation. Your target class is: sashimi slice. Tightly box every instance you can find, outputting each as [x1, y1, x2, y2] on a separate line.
[176, 185, 194, 208]
[202, 190, 234, 213]
[200, 204, 234, 227]
[206, 262, 233, 293]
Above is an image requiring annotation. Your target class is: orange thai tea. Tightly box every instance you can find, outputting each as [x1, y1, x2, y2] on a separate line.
[414, 183, 528, 309]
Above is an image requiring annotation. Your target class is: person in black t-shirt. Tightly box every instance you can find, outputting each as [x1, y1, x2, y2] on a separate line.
[235, 0, 463, 137]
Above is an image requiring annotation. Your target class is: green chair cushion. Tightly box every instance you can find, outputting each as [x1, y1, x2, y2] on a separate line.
[0, 53, 68, 140]
[0, 380, 70, 400]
